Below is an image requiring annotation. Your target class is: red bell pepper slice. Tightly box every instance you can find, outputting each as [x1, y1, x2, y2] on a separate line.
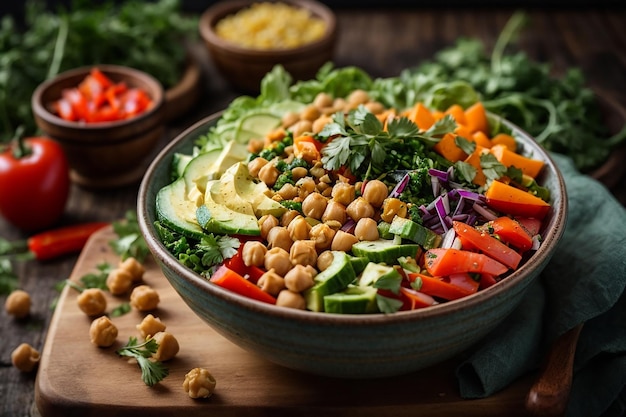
[223, 244, 266, 284]
[408, 273, 476, 301]
[489, 216, 534, 252]
[452, 221, 522, 270]
[210, 265, 276, 305]
[424, 248, 508, 277]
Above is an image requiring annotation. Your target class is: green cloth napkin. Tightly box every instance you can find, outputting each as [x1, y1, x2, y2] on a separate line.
[455, 153, 626, 417]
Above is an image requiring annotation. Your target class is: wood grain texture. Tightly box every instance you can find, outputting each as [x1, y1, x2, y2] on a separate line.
[1, 7, 626, 417]
[34, 226, 537, 417]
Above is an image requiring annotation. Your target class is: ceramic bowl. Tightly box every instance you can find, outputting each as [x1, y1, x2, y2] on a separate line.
[32, 65, 165, 189]
[137, 111, 567, 379]
[199, 0, 337, 93]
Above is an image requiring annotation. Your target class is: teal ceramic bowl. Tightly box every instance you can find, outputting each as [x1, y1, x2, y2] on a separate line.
[137, 112, 567, 379]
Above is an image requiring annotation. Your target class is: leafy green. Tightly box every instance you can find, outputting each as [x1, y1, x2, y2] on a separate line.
[116, 336, 169, 386]
[0, 258, 18, 295]
[0, 0, 198, 140]
[78, 262, 113, 290]
[110, 211, 150, 262]
[110, 302, 132, 317]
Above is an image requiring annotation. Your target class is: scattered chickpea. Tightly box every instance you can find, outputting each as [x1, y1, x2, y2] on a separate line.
[317, 251, 334, 271]
[362, 179, 389, 208]
[264, 247, 292, 276]
[354, 218, 380, 241]
[287, 216, 311, 241]
[106, 268, 134, 296]
[76, 288, 108, 317]
[289, 240, 317, 267]
[151, 331, 179, 362]
[119, 257, 145, 282]
[89, 316, 118, 347]
[130, 285, 160, 311]
[136, 314, 166, 339]
[276, 289, 307, 309]
[257, 161, 280, 187]
[331, 230, 359, 252]
[242, 241, 267, 267]
[183, 367, 216, 399]
[257, 269, 286, 296]
[11, 343, 40, 372]
[309, 223, 335, 251]
[284, 264, 316, 292]
[346, 197, 375, 222]
[5, 289, 31, 319]
[266, 226, 293, 252]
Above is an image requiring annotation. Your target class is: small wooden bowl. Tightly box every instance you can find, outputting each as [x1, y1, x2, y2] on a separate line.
[199, 0, 337, 93]
[32, 65, 165, 189]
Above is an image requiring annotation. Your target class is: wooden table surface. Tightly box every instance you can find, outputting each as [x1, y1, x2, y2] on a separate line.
[1, 6, 625, 417]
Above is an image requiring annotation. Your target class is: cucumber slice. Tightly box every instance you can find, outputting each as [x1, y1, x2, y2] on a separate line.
[377, 221, 394, 239]
[235, 113, 281, 142]
[323, 285, 378, 314]
[389, 217, 442, 249]
[351, 239, 422, 265]
[155, 178, 206, 240]
[305, 251, 356, 312]
[171, 153, 193, 181]
[349, 256, 369, 275]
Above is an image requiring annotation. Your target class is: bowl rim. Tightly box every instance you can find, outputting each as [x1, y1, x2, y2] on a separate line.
[199, 0, 337, 58]
[31, 64, 165, 133]
[138, 109, 568, 327]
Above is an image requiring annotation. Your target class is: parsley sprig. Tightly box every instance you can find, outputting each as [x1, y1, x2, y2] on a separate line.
[116, 336, 169, 387]
[319, 106, 456, 180]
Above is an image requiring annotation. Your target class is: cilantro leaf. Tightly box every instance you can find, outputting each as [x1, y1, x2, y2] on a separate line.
[110, 211, 150, 262]
[480, 153, 507, 180]
[376, 294, 404, 314]
[116, 336, 169, 387]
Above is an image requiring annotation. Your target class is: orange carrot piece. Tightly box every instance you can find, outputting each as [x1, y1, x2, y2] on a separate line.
[408, 102, 436, 130]
[484, 180, 551, 219]
[472, 131, 492, 149]
[433, 133, 467, 163]
[490, 144, 545, 178]
[463, 145, 490, 186]
[464, 101, 489, 134]
[491, 133, 517, 152]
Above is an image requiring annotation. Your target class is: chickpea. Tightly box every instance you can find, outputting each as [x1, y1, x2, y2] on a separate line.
[302, 192, 327, 219]
[281, 111, 300, 128]
[331, 182, 355, 206]
[289, 120, 313, 138]
[300, 104, 321, 122]
[242, 241, 267, 267]
[362, 179, 389, 208]
[130, 285, 160, 311]
[321, 200, 347, 224]
[364, 101, 385, 114]
[5, 289, 30, 319]
[11, 343, 40, 372]
[257, 269, 286, 296]
[296, 177, 316, 199]
[247, 157, 269, 178]
[76, 288, 107, 317]
[257, 161, 280, 187]
[264, 247, 292, 276]
[324, 219, 343, 230]
[183, 367, 216, 399]
[354, 218, 380, 241]
[119, 257, 145, 282]
[287, 216, 312, 241]
[106, 268, 134, 296]
[309, 223, 336, 251]
[313, 92, 333, 109]
[151, 331, 179, 362]
[284, 264, 316, 292]
[266, 226, 293, 252]
[312, 115, 332, 133]
[276, 290, 307, 310]
[333, 97, 348, 111]
[289, 240, 317, 267]
[331, 230, 359, 252]
[309, 163, 326, 179]
[381, 197, 408, 223]
[346, 197, 375, 222]
[258, 214, 279, 239]
[247, 138, 264, 154]
[280, 209, 300, 227]
[291, 166, 308, 181]
[276, 183, 298, 200]
[317, 250, 334, 271]
[89, 316, 118, 347]
[136, 314, 166, 339]
[347, 89, 370, 106]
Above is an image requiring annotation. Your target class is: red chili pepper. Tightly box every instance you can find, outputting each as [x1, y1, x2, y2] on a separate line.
[0, 222, 109, 261]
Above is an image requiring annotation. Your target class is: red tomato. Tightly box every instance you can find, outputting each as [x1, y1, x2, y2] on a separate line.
[0, 136, 70, 232]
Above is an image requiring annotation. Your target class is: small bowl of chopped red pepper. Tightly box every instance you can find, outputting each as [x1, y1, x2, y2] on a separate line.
[32, 64, 165, 188]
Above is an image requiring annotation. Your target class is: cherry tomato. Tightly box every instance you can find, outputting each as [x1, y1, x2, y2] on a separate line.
[0, 134, 70, 232]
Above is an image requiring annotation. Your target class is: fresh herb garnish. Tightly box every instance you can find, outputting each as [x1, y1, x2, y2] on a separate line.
[78, 262, 113, 290]
[110, 211, 150, 262]
[0, 258, 18, 295]
[110, 302, 132, 317]
[116, 336, 169, 386]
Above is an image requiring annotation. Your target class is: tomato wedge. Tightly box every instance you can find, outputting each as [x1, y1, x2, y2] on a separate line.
[424, 248, 509, 277]
[408, 273, 476, 301]
[489, 216, 533, 252]
[452, 221, 522, 270]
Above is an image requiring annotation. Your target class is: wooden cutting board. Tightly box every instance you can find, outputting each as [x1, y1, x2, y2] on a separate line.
[35, 226, 534, 417]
